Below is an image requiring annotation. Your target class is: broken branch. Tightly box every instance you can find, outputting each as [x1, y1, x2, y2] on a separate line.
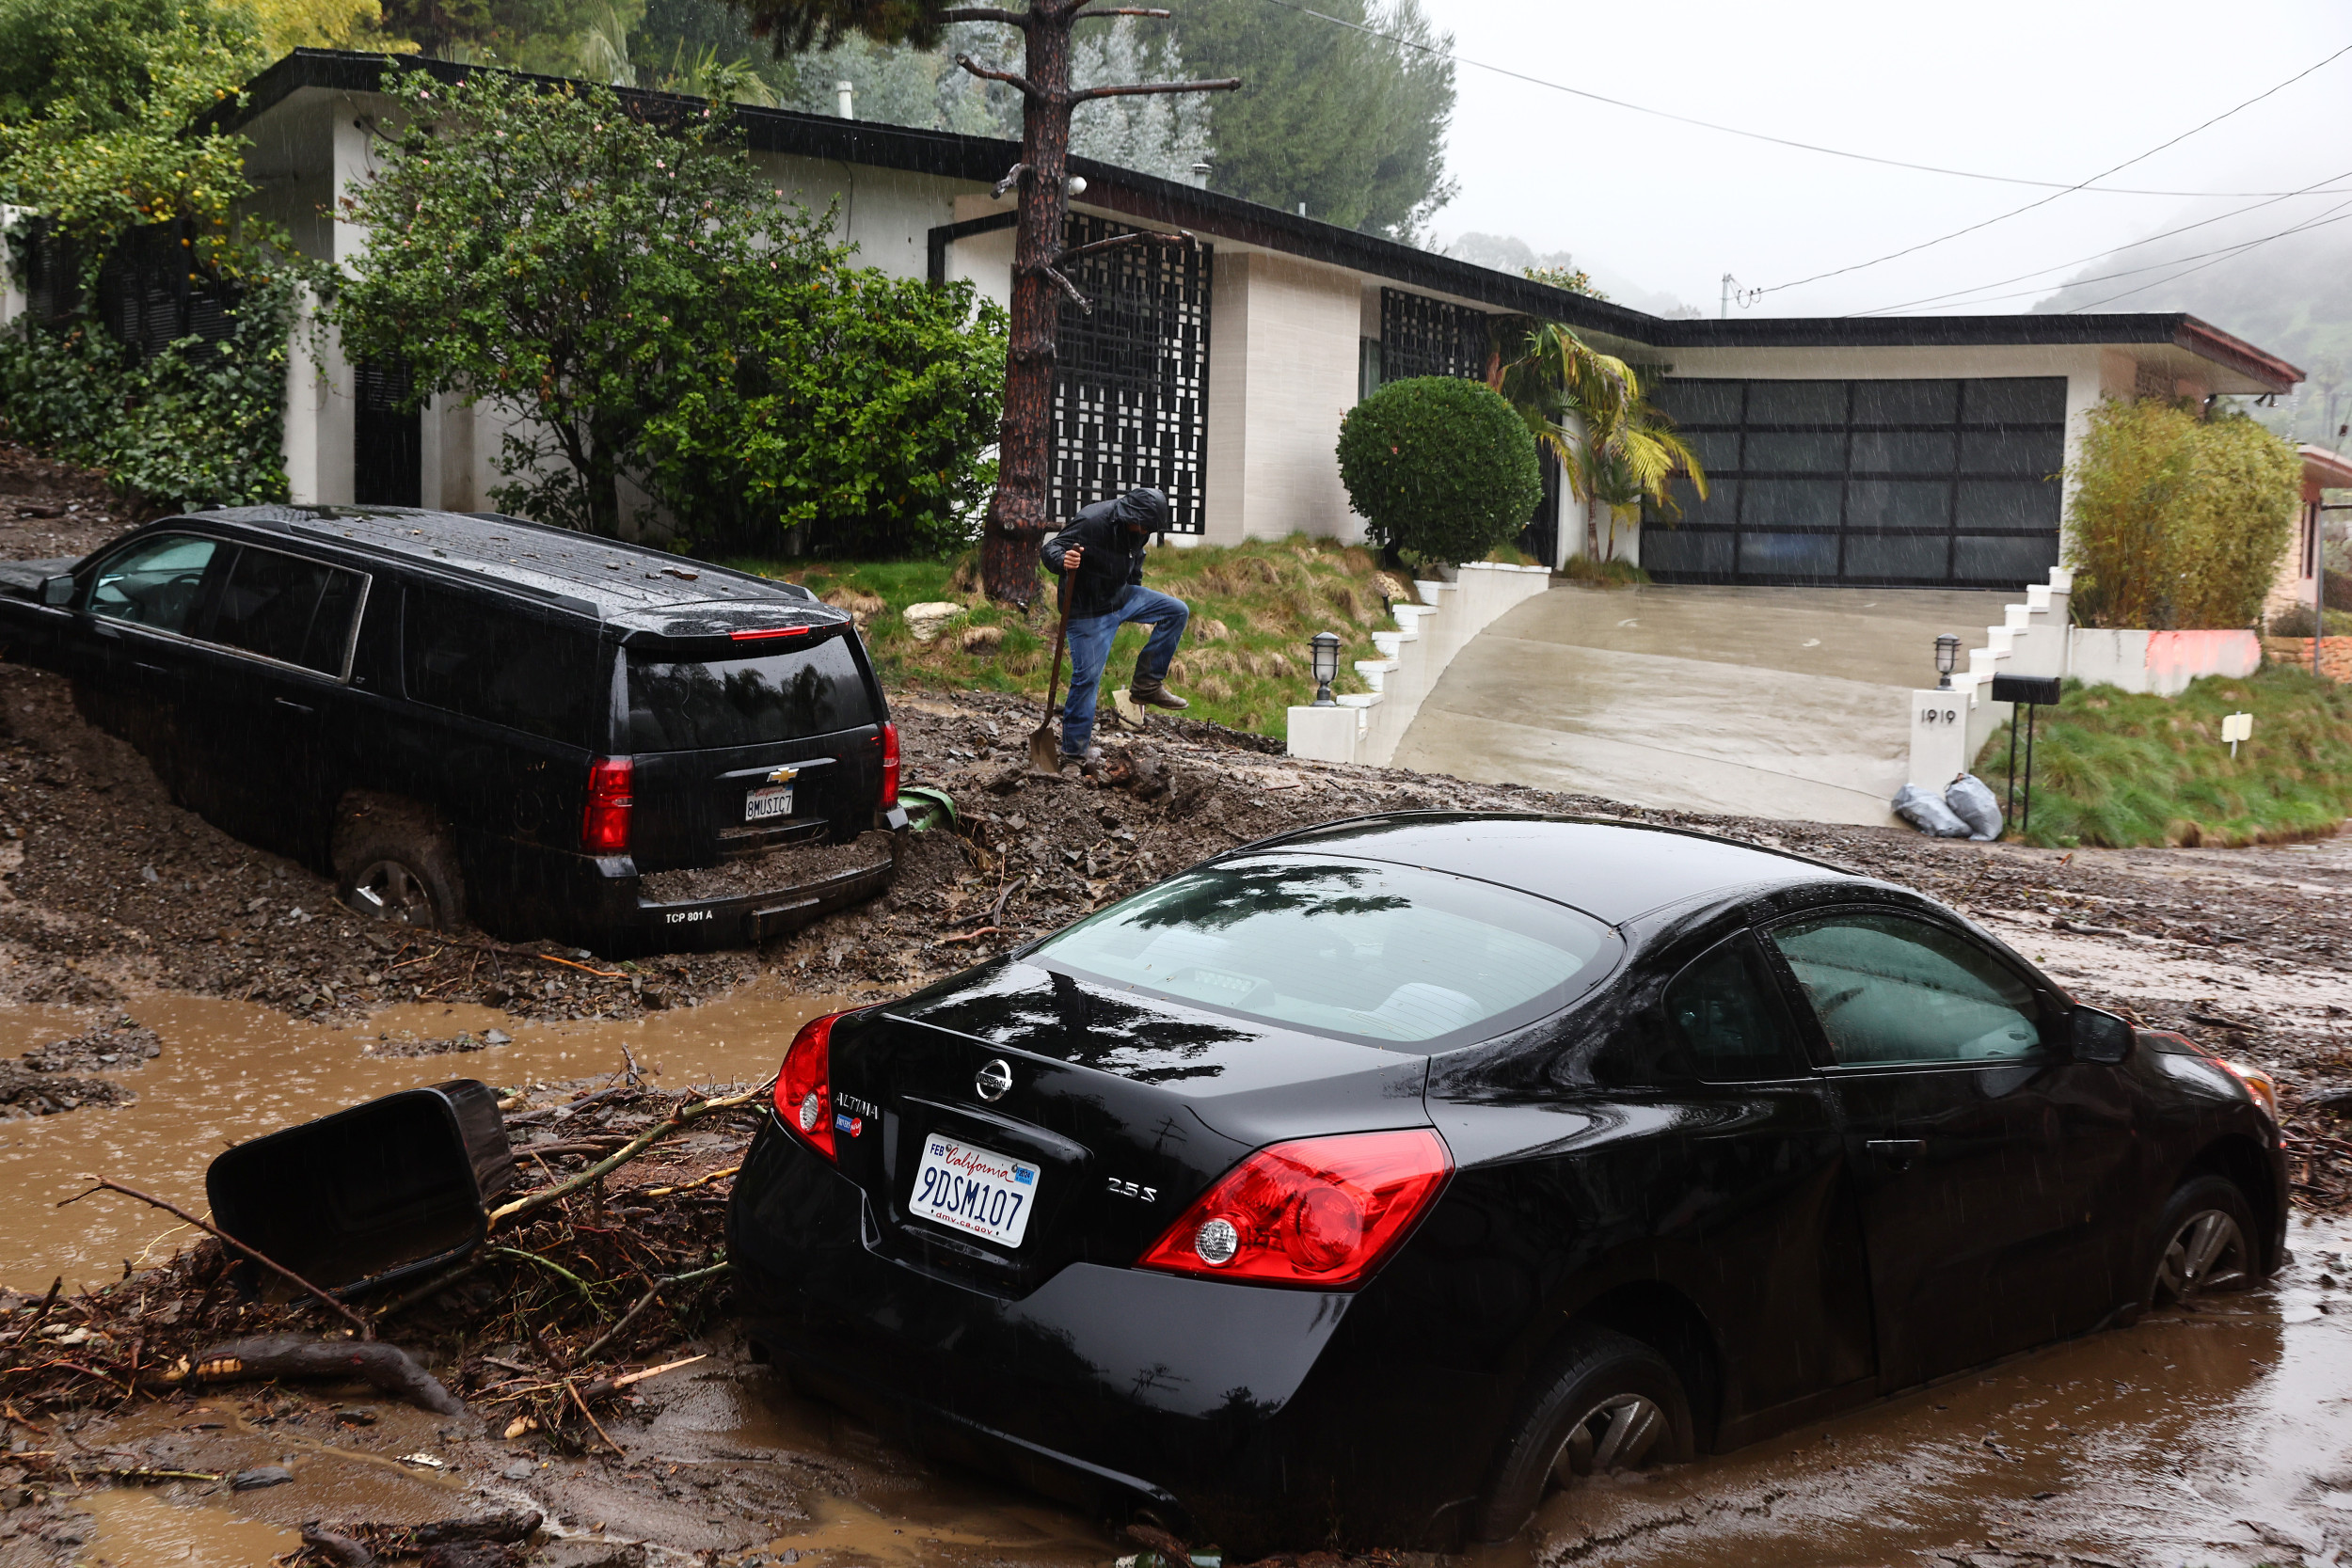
[1056, 229, 1197, 268]
[1070, 77, 1242, 103]
[564, 1377, 624, 1454]
[1039, 264, 1090, 310]
[166, 1334, 465, 1417]
[486, 1085, 772, 1229]
[578, 1266, 729, 1363]
[937, 5, 1028, 21]
[58, 1179, 372, 1338]
[991, 161, 1028, 199]
[953, 54, 1041, 97]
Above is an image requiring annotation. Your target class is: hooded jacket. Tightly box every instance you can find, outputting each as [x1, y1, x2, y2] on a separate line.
[1040, 487, 1170, 621]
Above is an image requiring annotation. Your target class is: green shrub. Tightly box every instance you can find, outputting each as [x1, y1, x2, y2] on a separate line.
[2065, 400, 2299, 628]
[2268, 603, 2352, 638]
[0, 269, 299, 509]
[1336, 375, 1541, 564]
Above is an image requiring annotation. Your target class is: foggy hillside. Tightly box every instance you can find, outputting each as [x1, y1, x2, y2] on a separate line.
[2028, 201, 2352, 444]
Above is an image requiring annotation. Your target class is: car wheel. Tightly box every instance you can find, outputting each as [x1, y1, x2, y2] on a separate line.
[2147, 1174, 2259, 1308]
[332, 794, 466, 930]
[1475, 1325, 1693, 1543]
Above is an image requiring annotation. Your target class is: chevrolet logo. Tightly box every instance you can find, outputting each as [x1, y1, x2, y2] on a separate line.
[766, 766, 799, 785]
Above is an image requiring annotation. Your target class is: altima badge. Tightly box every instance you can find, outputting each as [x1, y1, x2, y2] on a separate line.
[975, 1059, 1013, 1101]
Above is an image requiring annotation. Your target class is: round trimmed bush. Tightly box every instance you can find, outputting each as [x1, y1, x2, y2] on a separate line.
[1336, 375, 1542, 565]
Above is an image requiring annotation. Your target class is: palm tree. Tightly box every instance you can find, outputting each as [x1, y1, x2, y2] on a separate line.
[1496, 321, 1708, 564]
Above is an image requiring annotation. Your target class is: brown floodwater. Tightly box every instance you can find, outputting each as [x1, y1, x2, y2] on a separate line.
[0, 983, 845, 1290]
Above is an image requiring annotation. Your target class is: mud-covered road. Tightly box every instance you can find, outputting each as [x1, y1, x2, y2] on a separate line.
[2, 478, 2350, 1566]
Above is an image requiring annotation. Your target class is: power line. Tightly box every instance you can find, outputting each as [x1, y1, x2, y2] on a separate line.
[2061, 195, 2352, 313]
[1758, 40, 2352, 295]
[1254, 0, 2352, 200]
[1848, 165, 2352, 316]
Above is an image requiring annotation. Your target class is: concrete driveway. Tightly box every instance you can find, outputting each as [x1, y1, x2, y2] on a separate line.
[1391, 583, 2013, 826]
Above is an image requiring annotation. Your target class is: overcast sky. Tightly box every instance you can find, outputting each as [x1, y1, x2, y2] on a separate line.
[1410, 0, 2351, 320]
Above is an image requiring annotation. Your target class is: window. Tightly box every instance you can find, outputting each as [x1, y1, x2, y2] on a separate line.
[1642, 376, 2065, 588]
[87, 534, 220, 634]
[209, 546, 364, 674]
[1031, 854, 1613, 1050]
[404, 586, 600, 747]
[1766, 911, 2045, 1066]
[1665, 934, 1808, 1082]
[625, 636, 876, 752]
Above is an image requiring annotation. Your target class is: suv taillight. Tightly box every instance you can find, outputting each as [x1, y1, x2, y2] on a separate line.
[1136, 1129, 1452, 1289]
[774, 1010, 850, 1161]
[879, 721, 900, 810]
[582, 757, 633, 853]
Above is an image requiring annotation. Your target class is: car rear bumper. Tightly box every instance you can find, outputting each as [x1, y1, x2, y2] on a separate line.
[726, 1116, 1498, 1550]
[631, 842, 899, 952]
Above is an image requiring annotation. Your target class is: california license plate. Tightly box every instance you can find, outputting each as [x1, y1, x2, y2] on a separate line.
[744, 784, 793, 821]
[912, 1136, 1040, 1248]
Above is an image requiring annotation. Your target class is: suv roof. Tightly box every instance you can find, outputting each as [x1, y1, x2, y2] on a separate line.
[179, 504, 847, 639]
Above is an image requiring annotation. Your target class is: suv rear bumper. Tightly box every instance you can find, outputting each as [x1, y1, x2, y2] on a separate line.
[465, 807, 906, 953]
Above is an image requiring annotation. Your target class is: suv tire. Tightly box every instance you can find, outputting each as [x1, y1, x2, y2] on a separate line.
[2144, 1172, 2260, 1309]
[333, 793, 467, 930]
[1475, 1324, 1693, 1543]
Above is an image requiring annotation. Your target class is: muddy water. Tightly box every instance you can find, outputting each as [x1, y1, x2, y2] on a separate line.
[0, 983, 844, 1290]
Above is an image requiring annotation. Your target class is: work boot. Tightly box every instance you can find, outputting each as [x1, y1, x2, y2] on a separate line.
[1129, 679, 1189, 711]
[1059, 744, 1103, 774]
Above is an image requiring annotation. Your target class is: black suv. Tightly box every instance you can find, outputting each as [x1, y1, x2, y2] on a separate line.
[0, 505, 904, 952]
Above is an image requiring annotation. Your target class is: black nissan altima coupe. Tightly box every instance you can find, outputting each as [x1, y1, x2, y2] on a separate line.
[728, 814, 2284, 1548]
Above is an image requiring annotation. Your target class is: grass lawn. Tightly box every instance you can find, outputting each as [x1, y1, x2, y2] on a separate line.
[1974, 663, 2352, 847]
[720, 534, 1432, 737]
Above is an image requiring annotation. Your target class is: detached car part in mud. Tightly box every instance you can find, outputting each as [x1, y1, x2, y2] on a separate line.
[725, 812, 2287, 1552]
[0, 507, 907, 954]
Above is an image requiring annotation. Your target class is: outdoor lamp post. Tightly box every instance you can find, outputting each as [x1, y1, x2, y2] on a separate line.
[1310, 632, 1342, 706]
[1934, 633, 1961, 689]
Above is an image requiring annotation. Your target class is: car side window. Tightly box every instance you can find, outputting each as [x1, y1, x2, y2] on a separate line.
[87, 534, 220, 633]
[1766, 911, 2045, 1067]
[207, 546, 365, 675]
[404, 585, 599, 747]
[1665, 933, 1809, 1082]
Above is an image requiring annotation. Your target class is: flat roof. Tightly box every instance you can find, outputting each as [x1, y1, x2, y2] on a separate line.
[214, 50, 2306, 393]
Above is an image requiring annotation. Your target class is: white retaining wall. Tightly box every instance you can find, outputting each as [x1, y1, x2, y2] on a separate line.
[1287, 562, 1553, 768]
[1905, 567, 2264, 788]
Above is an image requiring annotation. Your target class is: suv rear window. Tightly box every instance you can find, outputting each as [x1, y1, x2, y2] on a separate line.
[625, 636, 874, 752]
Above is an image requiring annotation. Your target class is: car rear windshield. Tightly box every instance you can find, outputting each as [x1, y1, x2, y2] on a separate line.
[1030, 853, 1615, 1048]
[625, 635, 874, 752]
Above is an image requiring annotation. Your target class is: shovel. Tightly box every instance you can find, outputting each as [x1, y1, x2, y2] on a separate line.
[1028, 571, 1074, 775]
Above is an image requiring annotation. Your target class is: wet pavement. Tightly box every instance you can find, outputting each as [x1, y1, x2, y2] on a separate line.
[1392, 584, 2012, 826]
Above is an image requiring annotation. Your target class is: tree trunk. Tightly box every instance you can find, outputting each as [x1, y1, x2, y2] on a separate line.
[982, 2, 1077, 608]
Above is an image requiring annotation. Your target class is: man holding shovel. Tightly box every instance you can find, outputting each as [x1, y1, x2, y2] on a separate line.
[1038, 486, 1191, 769]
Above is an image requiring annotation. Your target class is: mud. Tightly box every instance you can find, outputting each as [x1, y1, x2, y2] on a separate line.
[636, 833, 896, 905]
[0, 442, 137, 564]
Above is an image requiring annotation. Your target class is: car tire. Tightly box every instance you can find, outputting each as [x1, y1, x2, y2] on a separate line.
[2144, 1173, 2261, 1309]
[333, 793, 466, 930]
[1474, 1324, 1693, 1543]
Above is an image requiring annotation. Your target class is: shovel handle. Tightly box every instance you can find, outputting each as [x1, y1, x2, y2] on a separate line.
[1041, 572, 1072, 714]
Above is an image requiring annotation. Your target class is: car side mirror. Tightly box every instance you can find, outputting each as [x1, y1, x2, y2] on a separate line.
[40, 574, 74, 607]
[2069, 1004, 2133, 1065]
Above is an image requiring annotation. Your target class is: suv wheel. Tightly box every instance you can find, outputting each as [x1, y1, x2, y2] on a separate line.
[1475, 1324, 1692, 1542]
[2146, 1173, 2259, 1308]
[333, 793, 466, 930]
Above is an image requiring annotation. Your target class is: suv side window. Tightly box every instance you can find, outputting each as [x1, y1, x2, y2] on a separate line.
[404, 584, 599, 747]
[208, 546, 366, 676]
[88, 534, 221, 633]
[1665, 932, 1810, 1082]
[1766, 910, 2045, 1066]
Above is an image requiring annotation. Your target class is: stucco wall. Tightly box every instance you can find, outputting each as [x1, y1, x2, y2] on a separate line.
[1200, 250, 1361, 546]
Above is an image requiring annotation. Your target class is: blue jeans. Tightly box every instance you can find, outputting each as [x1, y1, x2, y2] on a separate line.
[1061, 583, 1188, 754]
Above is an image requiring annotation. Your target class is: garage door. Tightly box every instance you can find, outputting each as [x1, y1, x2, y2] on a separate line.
[1640, 377, 2065, 589]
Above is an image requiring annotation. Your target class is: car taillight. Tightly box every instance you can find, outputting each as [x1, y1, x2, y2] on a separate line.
[878, 721, 900, 810]
[774, 1009, 850, 1162]
[1136, 1129, 1452, 1289]
[582, 757, 633, 853]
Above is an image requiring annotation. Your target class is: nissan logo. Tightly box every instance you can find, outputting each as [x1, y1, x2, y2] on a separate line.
[974, 1059, 1014, 1102]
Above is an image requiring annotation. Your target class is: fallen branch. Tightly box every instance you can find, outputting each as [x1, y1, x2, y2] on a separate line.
[166, 1334, 466, 1417]
[641, 1167, 739, 1197]
[564, 1377, 624, 1453]
[487, 1085, 771, 1229]
[579, 1265, 729, 1363]
[58, 1179, 373, 1339]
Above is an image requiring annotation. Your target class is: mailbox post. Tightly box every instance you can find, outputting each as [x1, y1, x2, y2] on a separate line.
[1991, 673, 2062, 836]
